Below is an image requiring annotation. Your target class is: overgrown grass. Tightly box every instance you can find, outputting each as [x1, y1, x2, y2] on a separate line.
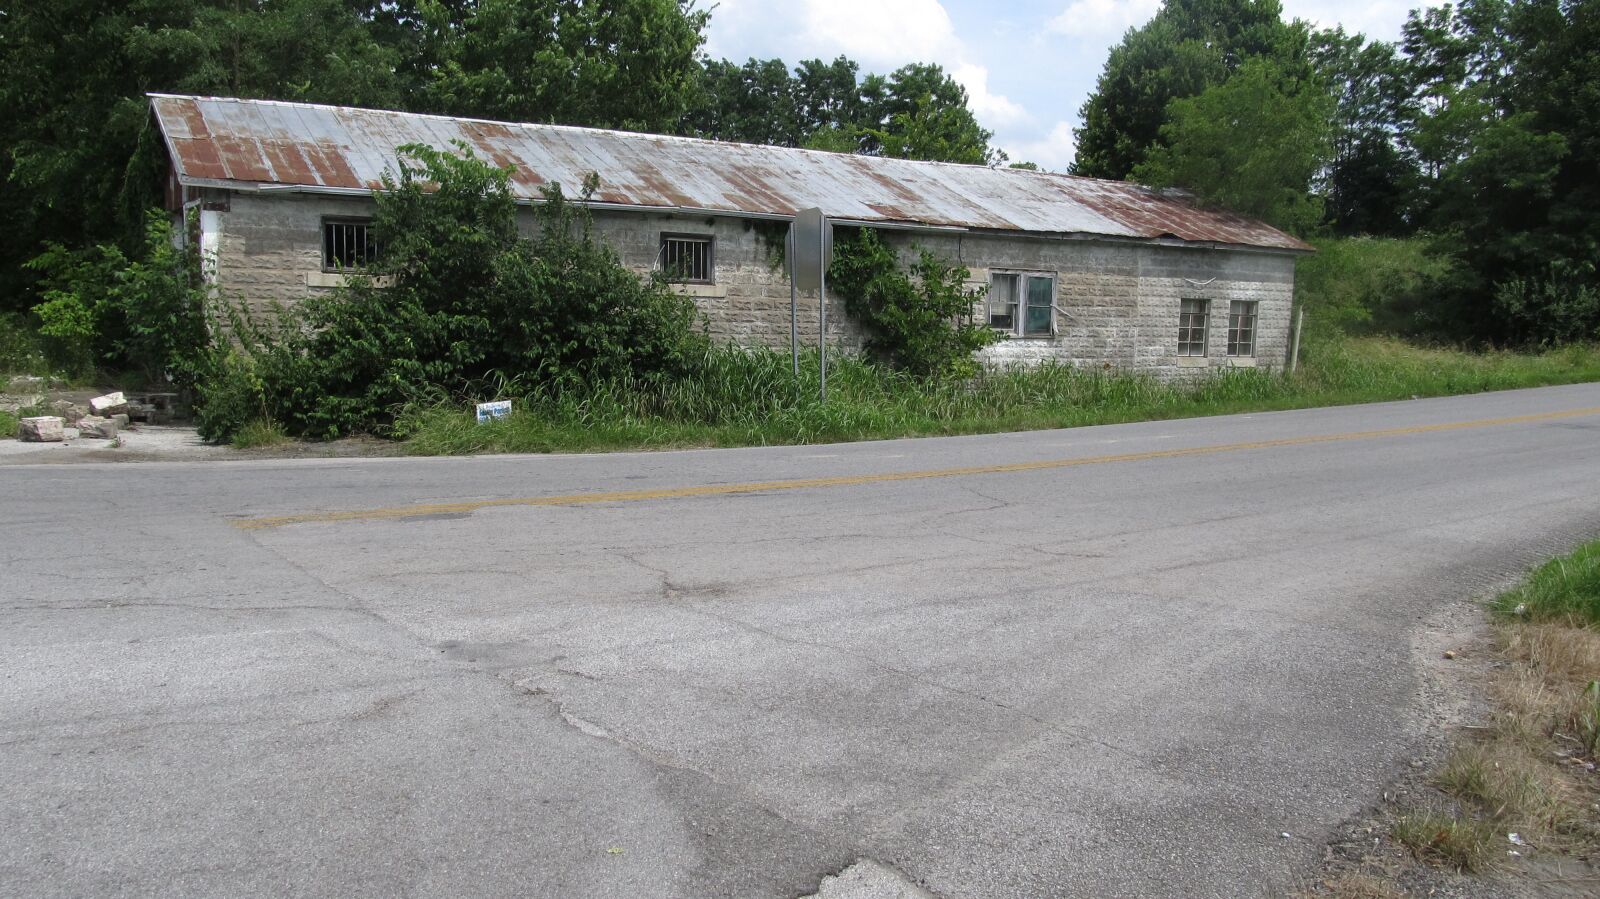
[230, 418, 289, 449]
[1385, 538, 1600, 884]
[1390, 811, 1502, 872]
[0, 409, 16, 438]
[1492, 541, 1600, 625]
[398, 336, 1600, 456]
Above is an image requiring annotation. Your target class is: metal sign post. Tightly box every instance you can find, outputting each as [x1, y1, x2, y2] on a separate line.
[790, 207, 832, 399]
[787, 228, 798, 377]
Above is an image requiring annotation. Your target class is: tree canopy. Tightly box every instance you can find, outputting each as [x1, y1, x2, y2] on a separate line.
[688, 59, 1001, 164]
[1071, 0, 1303, 179]
[0, 1, 1006, 319]
[1133, 58, 1333, 234]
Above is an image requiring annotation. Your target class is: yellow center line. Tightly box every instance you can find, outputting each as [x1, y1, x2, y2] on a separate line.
[233, 405, 1600, 530]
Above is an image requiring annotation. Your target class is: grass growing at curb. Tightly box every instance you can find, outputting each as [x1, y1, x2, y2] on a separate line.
[231, 418, 289, 449]
[1378, 538, 1600, 887]
[398, 337, 1600, 455]
[1492, 541, 1600, 625]
[0, 409, 15, 438]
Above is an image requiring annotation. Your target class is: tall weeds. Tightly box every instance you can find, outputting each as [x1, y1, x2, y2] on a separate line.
[398, 336, 1600, 455]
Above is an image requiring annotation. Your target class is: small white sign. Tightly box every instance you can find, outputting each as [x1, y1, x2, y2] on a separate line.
[475, 400, 512, 423]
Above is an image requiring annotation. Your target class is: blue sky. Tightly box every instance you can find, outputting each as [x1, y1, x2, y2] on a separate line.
[702, 0, 1438, 171]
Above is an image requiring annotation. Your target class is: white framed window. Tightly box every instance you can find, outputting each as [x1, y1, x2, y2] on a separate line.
[321, 218, 378, 271]
[1227, 300, 1258, 357]
[988, 272, 1055, 337]
[660, 234, 714, 283]
[1177, 298, 1210, 357]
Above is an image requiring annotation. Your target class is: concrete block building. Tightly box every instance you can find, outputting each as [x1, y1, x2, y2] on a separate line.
[149, 94, 1312, 377]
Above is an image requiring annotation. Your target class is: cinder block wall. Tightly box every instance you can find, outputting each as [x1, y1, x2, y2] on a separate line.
[211, 192, 379, 317]
[896, 233, 1298, 378]
[208, 190, 1296, 377]
[581, 210, 863, 352]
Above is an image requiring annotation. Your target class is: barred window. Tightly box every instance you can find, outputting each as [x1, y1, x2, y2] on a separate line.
[322, 219, 378, 271]
[989, 272, 1055, 337]
[1177, 298, 1210, 356]
[1227, 300, 1258, 357]
[660, 234, 714, 283]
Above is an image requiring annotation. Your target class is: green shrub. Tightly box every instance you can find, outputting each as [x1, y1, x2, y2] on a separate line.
[1297, 236, 1455, 337]
[205, 143, 707, 441]
[0, 314, 48, 375]
[829, 227, 997, 378]
[24, 211, 210, 384]
[194, 350, 269, 444]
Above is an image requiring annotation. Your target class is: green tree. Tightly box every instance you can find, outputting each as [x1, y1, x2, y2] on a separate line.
[409, 0, 708, 132]
[0, 0, 401, 316]
[1133, 58, 1333, 234]
[689, 57, 997, 164]
[860, 64, 999, 163]
[689, 57, 803, 145]
[1072, 0, 1301, 179]
[1310, 27, 1416, 235]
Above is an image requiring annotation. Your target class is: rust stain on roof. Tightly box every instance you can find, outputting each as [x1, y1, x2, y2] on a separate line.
[148, 94, 1312, 252]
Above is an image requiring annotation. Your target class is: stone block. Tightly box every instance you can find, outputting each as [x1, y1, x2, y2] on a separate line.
[17, 416, 64, 442]
[77, 416, 119, 439]
[89, 391, 129, 415]
[111, 413, 131, 429]
[50, 400, 85, 423]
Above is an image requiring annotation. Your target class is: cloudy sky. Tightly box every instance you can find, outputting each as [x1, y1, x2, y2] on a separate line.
[701, 0, 1437, 171]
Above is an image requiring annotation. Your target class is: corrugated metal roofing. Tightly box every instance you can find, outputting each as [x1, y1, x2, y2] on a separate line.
[149, 94, 1312, 253]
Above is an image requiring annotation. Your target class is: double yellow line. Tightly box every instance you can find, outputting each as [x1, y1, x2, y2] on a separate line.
[234, 406, 1600, 530]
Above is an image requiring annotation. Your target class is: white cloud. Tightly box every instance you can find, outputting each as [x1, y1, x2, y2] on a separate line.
[1047, 0, 1160, 42]
[1282, 1, 1439, 41]
[1001, 120, 1078, 173]
[703, 0, 1033, 135]
[799, 0, 962, 67]
[952, 63, 1029, 127]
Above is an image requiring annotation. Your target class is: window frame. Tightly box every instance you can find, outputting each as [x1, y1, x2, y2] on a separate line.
[1227, 300, 1258, 357]
[659, 233, 716, 284]
[320, 217, 378, 273]
[1177, 297, 1210, 357]
[987, 270, 1056, 338]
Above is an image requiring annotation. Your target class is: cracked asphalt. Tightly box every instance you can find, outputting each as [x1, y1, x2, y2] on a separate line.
[4, 383, 1600, 898]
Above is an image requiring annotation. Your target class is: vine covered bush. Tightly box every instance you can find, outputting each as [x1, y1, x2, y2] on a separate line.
[828, 227, 996, 378]
[198, 143, 707, 441]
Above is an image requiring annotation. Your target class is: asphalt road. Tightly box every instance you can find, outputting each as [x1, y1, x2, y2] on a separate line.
[5, 384, 1600, 898]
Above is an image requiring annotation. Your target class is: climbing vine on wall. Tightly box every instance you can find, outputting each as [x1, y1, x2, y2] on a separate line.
[828, 227, 996, 378]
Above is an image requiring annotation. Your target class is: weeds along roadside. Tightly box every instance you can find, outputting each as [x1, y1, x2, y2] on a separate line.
[1303, 540, 1600, 896]
[390, 337, 1600, 456]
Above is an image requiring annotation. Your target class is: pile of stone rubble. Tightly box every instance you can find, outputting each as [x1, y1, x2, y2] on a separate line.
[14, 390, 181, 443]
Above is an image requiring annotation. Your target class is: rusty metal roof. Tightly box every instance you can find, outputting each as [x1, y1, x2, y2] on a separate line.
[150, 94, 1312, 253]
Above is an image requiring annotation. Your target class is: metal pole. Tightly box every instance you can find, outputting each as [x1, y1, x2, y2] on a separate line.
[1289, 307, 1304, 374]
[788, 228, 799, 378]
[818, 222, 828, 401]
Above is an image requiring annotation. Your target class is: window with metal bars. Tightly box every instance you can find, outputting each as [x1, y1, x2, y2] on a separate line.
[1227, 300, 1257, 357]
[1177, 298, 1210, 356]
[322, 219, 378, 271]
[660, 234, 714, 283]
[988, 272, 1055, 337]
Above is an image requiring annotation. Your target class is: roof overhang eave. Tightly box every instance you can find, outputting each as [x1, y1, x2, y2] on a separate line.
[177, 176, 1310, 253]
